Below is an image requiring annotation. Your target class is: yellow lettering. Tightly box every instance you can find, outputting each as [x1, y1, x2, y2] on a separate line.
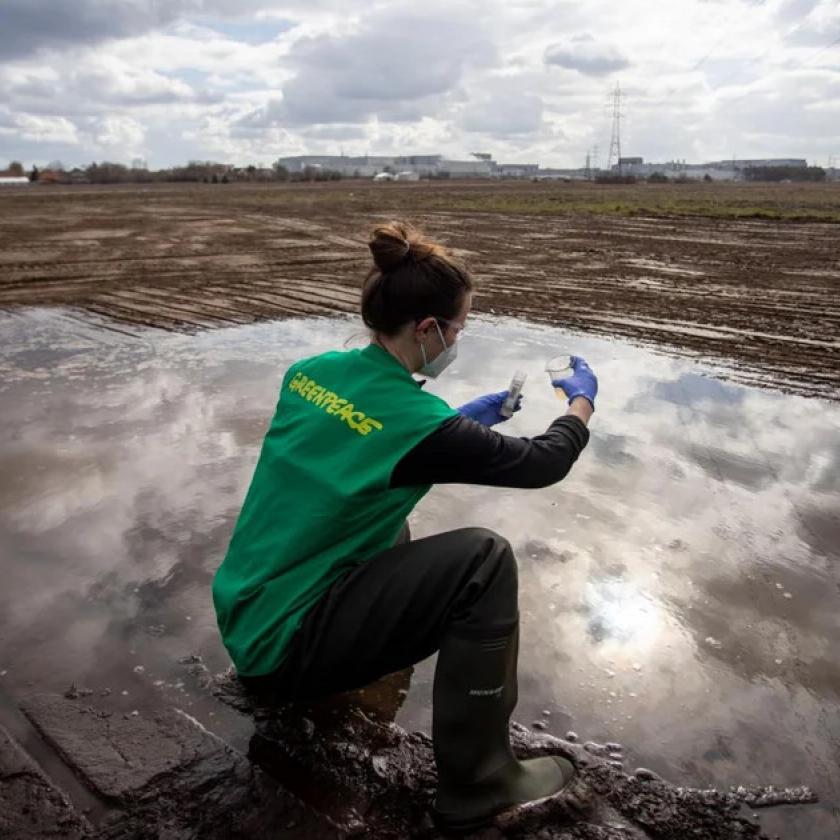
[338, 405, 362, 429]
[327, 398, 347, 415]
[358, 417, 383, 436]
[287, 374, 382, 435]
[338, 403, 356, 425]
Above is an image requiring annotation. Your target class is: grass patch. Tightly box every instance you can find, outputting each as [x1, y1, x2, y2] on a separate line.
[396, 191, 840, 222]
[7, 180, 840, 224]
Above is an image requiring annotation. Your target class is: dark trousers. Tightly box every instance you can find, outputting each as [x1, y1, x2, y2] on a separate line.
[239, 526, 519, 703]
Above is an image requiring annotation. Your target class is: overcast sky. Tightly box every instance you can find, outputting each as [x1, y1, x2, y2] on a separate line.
[1, 0, 838, 169]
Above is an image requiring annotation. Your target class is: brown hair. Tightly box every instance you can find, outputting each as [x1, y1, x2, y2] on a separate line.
[361, 221, 473, 336]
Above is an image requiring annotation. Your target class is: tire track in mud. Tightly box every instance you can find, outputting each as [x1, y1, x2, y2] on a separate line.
[0, 188, 837, 399]
[444, 212, 839, 399]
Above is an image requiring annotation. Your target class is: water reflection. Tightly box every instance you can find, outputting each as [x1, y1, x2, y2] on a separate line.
[0, 308, 838, 838]
[583, 578, 662, 650]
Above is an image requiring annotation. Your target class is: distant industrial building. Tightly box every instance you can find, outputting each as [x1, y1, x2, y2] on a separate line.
[275, 154, 516, 179]
[496, 163, 541, 178]
[611, 157, 809, 181]
[274, 152, 817, 182]
[277, 154, 447, 177]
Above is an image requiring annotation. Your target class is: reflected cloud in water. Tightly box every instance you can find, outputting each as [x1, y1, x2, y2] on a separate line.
[1, 308, 839, 838]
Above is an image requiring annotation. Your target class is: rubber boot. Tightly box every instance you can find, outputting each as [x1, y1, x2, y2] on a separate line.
[431, 625, 576, 834]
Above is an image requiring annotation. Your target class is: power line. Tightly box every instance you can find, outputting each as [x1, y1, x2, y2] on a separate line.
[714, 28, 840, 114]
[799, 29, 840, 66]
[690, 31, 736, 76]
[645, 3, 838, 114]
[648, 3, 744, 108]
[707, 1, 840, 105]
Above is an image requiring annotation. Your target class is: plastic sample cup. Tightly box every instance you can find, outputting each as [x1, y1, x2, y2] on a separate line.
[500, 370, 527, 417]
[545, 355, 573, 400]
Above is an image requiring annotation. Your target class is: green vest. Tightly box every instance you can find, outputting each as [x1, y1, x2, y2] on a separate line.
[212, 344, 459, 676]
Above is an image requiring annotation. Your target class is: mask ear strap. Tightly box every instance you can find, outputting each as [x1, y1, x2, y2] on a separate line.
[434, 319, 448, 349]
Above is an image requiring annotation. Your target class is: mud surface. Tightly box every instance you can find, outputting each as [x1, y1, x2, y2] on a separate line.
[0, 182, 838, 399]
[0, 723, 92, 839]
[208, 666, 816, 839]
[0, 310, 838, 838]
[17, 690, 339, 840]
[3, 678, 816, 840]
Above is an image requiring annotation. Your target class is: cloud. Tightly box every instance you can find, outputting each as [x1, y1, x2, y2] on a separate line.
[775, 0, 821, 22]
[90, 115, 146, 153]
[301, 124, 370, 141]
[717, 69, 840, 137]
[0, 107, 149, 159]
[544, 34, 631, 76]
[461, 90, 544, 135]
[0, 110, 79, 144]
[0, 0, 301, 60]
[80, 65, 204, 107]
[783, 3, 840, 46]
[237, 91, 430, 130]
[1, 60, 217, 118]
[237, 6, 496, 127]
[0, 0, 178, 60]
[0, 0, 838, 168]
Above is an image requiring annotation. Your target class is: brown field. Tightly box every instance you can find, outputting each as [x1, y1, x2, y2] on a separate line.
[1, 179, 838, 399]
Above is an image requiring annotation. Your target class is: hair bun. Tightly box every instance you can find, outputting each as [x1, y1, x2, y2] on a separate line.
[368, 223, 415, 274]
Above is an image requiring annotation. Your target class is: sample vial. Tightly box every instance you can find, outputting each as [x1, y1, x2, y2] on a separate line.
[545, 355, 573, 400]
[500, 370, 527, 417]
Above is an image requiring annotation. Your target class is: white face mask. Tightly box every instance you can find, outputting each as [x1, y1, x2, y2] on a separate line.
[419, 320, 458, 379]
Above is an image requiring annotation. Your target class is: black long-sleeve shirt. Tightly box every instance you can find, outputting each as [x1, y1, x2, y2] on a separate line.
[390, 414, 589, 488]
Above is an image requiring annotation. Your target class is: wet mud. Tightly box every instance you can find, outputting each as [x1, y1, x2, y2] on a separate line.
[15, 689, 339, 840]
[35, 657, 807, 840]
[204, 665, 816, 839]
[3, 670, 816, 840]
[0, 723, 92, 839]
[0, 182, 838, 399]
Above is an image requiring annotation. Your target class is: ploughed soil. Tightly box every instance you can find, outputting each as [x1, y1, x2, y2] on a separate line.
[0, 180, 838, 399]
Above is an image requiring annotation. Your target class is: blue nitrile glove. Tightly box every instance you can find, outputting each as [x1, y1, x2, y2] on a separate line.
[457, 390, 523, 426]
[552, 356, 598, 410]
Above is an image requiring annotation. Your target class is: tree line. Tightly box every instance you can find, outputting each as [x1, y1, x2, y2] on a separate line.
[2, 160, 348, 185]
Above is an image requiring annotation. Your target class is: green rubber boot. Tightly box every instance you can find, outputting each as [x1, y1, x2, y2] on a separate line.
[431, 626, 577, 834]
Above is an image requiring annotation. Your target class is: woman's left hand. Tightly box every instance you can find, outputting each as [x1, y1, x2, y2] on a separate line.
[457, 391, 523, 426]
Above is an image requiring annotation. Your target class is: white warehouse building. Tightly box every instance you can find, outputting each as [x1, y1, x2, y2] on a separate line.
[276, 155, 445, 177]
[275, 154, 504, 179]
[611, 157, 809, 180]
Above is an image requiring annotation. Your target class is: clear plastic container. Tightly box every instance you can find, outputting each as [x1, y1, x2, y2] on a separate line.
[500, 370, 527, 417]
[545, 355, 573, 400]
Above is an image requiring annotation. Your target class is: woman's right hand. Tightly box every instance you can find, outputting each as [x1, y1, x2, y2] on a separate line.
[552, 356, 598, 410]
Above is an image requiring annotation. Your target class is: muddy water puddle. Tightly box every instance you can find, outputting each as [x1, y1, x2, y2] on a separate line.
[0, 308, 838, 838]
